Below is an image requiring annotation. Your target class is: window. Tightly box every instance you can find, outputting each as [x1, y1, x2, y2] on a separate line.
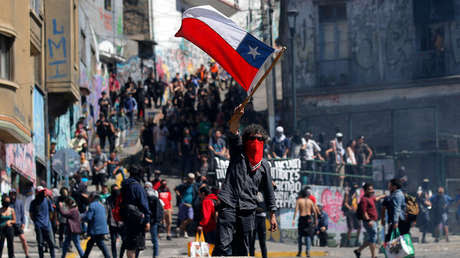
[80, 31, 86, 65]
[318, 3, 349, 86]
[30, 0, 42, 16]
[319, 4, 348, 60]
[34, 55, 41, 86]
[413, 0, 454, 78]
[0, 34, 13, 80]
[104, 0, 112, 11]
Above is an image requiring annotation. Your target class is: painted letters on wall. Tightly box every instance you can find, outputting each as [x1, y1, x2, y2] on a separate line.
[45, 0, 70, 82]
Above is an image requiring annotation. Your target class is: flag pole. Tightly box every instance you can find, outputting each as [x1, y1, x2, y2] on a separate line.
[240, 46, 286, 108]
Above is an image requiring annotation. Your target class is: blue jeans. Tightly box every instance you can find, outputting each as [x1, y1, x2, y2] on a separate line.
[150, 223, 159, 257]
[35, 226, 55, 258]
[61, 231, 84, 258]
[298, 235, 311, 255]
[83, 234, 110, 258]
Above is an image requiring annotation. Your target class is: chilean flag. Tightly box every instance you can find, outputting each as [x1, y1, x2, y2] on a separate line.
[175, 5, 276, 94]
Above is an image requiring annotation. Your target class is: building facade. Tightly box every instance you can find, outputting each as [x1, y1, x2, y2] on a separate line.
[281, 0, 460, 191]
[0, 0, 46, 194]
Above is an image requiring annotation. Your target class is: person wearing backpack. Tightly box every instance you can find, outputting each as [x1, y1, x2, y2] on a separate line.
[120, 166, 151, 258]
[430, 187, 453, 242]
[354, 183, 385, 258]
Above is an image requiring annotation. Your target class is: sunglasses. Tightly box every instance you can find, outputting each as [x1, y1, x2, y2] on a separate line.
[247, 136, 265, 141]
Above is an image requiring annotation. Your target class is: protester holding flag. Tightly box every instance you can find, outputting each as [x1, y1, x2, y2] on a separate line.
[211, 105, 277, 256]
[175, 6, 283, 256]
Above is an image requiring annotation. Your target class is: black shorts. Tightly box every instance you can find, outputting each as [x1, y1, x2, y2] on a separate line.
[123, 224, 145, 251]
[298, 215, 314, 236]
[93, 173, 107, 186]
[346, 212, 361, 230]
[13, 224, 23, 236]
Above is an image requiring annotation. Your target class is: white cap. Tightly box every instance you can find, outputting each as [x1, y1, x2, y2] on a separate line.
[188, 173, 195, 179]
[145, 182, 153, 189]
[336, 132, 343, 138]
[276, 126, 284, 133]
[36, 186, 45, 192]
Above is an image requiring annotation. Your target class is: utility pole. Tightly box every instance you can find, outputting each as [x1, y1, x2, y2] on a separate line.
[262, 0, 276, 138]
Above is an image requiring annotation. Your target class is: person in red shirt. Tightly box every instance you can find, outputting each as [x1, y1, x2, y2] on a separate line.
[109, 73, 120, 104]
[152, 170, 161, 190]
[354, 183, 385, 258]
[158, 180, 172, 240]
[197, 186, 218, 244]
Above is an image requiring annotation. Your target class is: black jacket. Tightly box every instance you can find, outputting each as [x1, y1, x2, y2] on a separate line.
[218, 133, 277, 212]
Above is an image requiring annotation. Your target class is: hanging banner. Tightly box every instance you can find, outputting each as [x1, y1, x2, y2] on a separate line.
[5, 144, 36, 184]
[33, 88, 46, 161]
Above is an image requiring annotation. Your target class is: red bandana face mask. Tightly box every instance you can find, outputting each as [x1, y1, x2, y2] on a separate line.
[244, 139, 264, 171]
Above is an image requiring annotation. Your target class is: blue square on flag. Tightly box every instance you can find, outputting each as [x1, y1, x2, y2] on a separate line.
[236, 34, 274, 69]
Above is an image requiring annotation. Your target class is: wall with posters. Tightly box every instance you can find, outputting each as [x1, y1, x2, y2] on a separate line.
[5, 144, 36, 185]
[213, 157, 351, 243]
[33, 88, 46, 161]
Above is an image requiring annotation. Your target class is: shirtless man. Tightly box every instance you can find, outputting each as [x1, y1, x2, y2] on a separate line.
[292, 188, 318, 257]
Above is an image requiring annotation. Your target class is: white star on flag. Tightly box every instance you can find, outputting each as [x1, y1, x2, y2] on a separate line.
[248, 46, 260, 59]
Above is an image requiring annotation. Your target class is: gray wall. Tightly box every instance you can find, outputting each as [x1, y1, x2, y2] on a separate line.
[283, 0, 460, 91]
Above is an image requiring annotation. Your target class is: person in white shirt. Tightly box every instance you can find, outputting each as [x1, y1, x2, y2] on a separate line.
[327, 132, 346, 187]
[301, 132, 323, 184]
[302, 132, 322, 161]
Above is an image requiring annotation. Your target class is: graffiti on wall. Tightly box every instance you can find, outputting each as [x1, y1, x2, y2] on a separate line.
[271, 159, 302, 209]
[52, 110, 71, 151]
[46, 17, 68, 80]
[349, 0, 414, 84]
[271, 185, 346, 243]
[155, 41, 208, 81]
[5, 144, 36, 184]
[211, 155, 363, 243]
[33, 88, 46, 161]
[117, 56, 153, 85]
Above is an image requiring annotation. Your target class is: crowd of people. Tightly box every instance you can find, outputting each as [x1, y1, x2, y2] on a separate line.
[2, 62, 458, 258]
[289, 178, 454, 258]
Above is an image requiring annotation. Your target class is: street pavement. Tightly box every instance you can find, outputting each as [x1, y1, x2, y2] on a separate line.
[6, 229, 460, 257]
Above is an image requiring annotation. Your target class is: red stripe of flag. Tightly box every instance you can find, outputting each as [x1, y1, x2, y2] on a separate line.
[175, 18, 258, 91]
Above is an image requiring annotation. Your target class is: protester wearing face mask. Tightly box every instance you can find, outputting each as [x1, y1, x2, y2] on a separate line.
[29, 186, 56, 258]
[158, 180, 172, 240]
[0, 194, 16, 258]
[213, 105, 277, 256]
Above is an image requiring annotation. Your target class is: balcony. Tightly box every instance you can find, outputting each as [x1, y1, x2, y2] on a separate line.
[181, 0, 240, 16]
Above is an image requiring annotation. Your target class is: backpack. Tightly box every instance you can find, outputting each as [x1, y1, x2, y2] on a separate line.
[151, 195, 164, 224]
[356, 199, 365, 220]
[112, 194, 123, 222]
[405, 193, 419, 216]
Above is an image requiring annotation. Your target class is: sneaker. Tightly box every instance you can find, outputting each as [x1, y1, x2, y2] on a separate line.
[296, 252, 301, 257]
[167, 236, 172, 240]
[184, 231, 189, 238]
[354, 249, 361, 258]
